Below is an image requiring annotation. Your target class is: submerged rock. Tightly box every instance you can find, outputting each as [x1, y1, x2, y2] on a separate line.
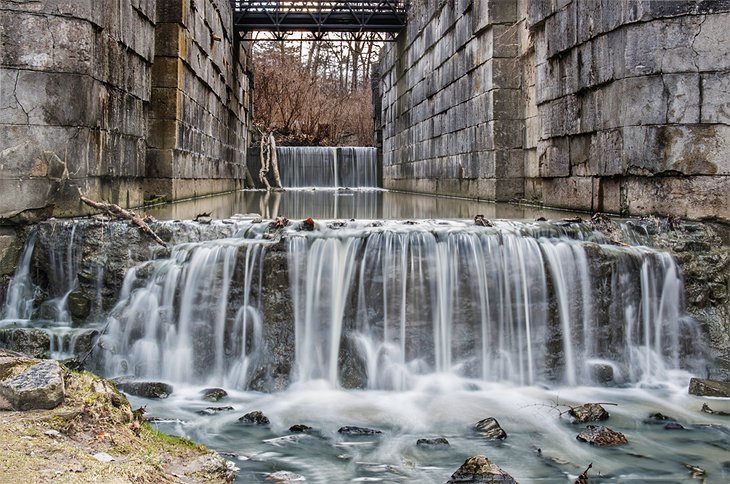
[416, 437, 449, 448]
[643, 412, 677, 424]
[265, 470, 306, 482]
[239, 410, 270, 425]
[576, 425, 628, 447]
[337, 425, 383, 436]
[201, 388, 227, 402]
[664, 422, 685, 430]
[0, 355, 65, 411]
[701, 403, 730, 416]
[196, 406, 234, 416]
[689, 378, 730, 397]
[113, 378, 173, 399]
[447, 455, 517, 483]
[569, 404, 610, 423]
[474, 417, 507, 440]
[0, 328, 50, 359]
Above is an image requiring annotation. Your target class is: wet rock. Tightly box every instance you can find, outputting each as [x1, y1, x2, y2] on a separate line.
[201, 388, 228, 402]
[337, 425, 383, 436]
[474, 214, 494, 227]
[196, 406, 234, 416]
[474, 417, 507, 440]
[664, 422, 686, 430]
[0, 358, 65, 411]
[701, 403, 730, 416]
[590, 363, 615, 384]
[239, 410, 270, 425]
[265, 470, 306, 482]
[446, 455, 517, 483]
[113, 378, 173, 399]
[643, 412, 677, 424]
[416, 437, 449, 448]
[289, 424, 312, 433]
[67, 290, 91, 321]
[0, 328, 50, 359]
[576, 425, 628, 447]
[569, 404, 610, 423]
[688, 378, 730, 397]
[60, 358, 86, 372]
[301, 218, 315, 231]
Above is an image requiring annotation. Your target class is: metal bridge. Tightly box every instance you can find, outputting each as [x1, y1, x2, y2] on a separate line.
[230, 1, 409, 40]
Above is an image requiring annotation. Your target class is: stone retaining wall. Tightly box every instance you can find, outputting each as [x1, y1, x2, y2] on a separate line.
[379, 0, 730, 221]
[0, 0, 252, 225]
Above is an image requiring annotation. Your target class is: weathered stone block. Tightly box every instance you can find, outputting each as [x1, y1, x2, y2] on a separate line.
[701, 71, 730, 124]
[538, 137, 570, 178]
[542, 177, 594, 211]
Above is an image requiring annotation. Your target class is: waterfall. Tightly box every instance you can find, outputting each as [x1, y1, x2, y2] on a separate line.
[2, 233, 37, 321]
[98, 238, 268, 388]
[286, 222, 698, 389]
[277, 147, 378, 188]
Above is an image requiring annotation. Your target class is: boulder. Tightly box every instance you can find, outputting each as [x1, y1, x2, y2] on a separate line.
[416, 437, 450, 448]
[446, 455, 517, 483]
[569, 404, 610, 423]
[239, 410, 270, 425]
[0, 358, 65, 410]
[67, 290, 91, 321]
[201, 388, 227, 402]
[688, 378, 730, 397]
[576, 425, 628, 447]
[337, 425, 383, 436]
[474, 417, 507, 440]
[113, 378, 173, 399]
[0, 328, 50, 359]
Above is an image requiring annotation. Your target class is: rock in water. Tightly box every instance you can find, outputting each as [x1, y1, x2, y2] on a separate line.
[289, 424, 312, 433]
[416, 437, 450, 448]
[196, 406, 234, 416]
[201, 388, 228, 402]
[688, 378, 730, 397]
[643, 412, 676, 425]
[474, 417, 507, 440]
[113, 379, 173, 399]
[0, 358, 65, 411]
[239, 410, 270, 425]
[337, 426, 383, 436]
[265, 470, 306, 482]
[447, 455, 517, 483]
[576, 425, 628, 447]
[569, 404, 610, 423]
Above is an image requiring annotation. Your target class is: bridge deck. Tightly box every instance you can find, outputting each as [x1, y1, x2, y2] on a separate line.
[231, 1, 408, 38]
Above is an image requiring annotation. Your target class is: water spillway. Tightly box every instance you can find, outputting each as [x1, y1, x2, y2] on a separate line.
[2, 214, 726, 482]
[276, 146, 378, 188]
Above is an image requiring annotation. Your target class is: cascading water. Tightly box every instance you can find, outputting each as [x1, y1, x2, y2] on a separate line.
[287, 222, 700, 390]
[277, 146, 378, 188]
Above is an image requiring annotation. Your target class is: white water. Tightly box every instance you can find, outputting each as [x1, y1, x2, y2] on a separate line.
[277, 147, 378, 188]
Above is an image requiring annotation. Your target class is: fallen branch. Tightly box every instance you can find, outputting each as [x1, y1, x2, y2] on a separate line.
[575, 463, 592, 484]
[80, 195, 167, 247]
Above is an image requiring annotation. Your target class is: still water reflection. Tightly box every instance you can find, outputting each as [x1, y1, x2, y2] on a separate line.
[146, 189, 576, 221]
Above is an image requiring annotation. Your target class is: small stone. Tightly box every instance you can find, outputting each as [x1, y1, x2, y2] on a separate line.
[337, 426, 383, 436]
[688, 378, 730, 397]
[576, 425, 628, 447]
[447, 455, 517, 483]
[643, 412, 676, 424]
[239, 410, 270, 425]
[93, 452, 115, 463]
[664, 422, 685, 430]
[265, 470, 306, 482]
[416, 437, 450, 448]
[289, 424, 312, 433]
[569, 404, 610, 423]
[197, 406, 234, 416]
[474, 417, 507, 440]
[201, 388, 228, 402]
[44, 429, 62, 438]
[0, 359, 65, 411]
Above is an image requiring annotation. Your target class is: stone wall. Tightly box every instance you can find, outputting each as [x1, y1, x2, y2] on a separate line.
[0, 0, 252, 225]
[379, 0, 730, 221]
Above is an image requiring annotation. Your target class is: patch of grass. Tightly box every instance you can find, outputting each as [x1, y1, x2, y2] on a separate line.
[141, 422, 205, 452]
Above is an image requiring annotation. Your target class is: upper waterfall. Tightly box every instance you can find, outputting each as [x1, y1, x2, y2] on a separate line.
[276, 147, 378, 188]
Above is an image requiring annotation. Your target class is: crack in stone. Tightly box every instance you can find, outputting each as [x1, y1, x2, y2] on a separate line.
[12, 71, 30, 123]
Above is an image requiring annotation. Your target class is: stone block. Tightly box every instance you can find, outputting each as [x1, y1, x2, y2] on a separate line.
[592, 177, 622, 214]
[701, 71, 730, 124]
[693, 12, 730, 71]
[588, 129, 624, 176]
[619, 75, 668, 126]
[542, 177, 594, 212]
[569, 135, 591, 177]
[664, 73, 700, 124]
[538, 137, 570, 177]
[624, 175, 730, 220]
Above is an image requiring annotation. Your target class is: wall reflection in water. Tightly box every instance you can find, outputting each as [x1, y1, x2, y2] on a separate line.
[146, 189, 575, 221]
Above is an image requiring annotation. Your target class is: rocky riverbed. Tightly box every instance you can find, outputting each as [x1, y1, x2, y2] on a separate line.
[0, 349, 236, 483]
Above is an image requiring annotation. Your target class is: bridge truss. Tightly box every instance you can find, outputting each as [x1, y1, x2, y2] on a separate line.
[230, 1, 409, 41]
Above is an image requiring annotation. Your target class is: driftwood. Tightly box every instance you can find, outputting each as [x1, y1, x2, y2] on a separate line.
[575, 463, 592, 484]
[268, 132, 282, 188]
[80, 195, 167, 247]
[257, 129, 282, 190]
[259, 135, 272, 190]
